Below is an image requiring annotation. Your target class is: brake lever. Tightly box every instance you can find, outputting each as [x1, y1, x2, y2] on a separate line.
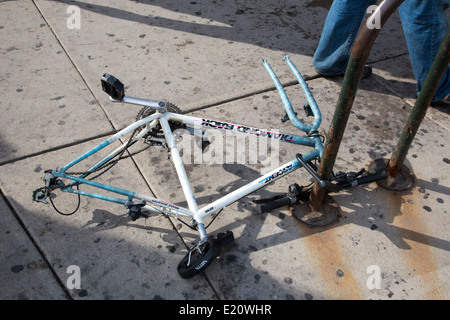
[347, 168, 366, 182]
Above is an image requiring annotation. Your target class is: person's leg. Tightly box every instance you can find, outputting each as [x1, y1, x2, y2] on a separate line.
[313, 0, 377, 76]
[398, 0, 450, 102]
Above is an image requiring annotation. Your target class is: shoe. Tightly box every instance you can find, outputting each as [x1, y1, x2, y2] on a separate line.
[320, 65, 373, 80]
[361, 65, 373, 79]
[430, 93, 450, 108]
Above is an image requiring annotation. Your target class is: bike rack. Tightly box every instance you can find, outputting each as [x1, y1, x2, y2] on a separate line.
[371, 25, 450, 191]
[293, 0, 406, 226]
[297, 0, 450, 227]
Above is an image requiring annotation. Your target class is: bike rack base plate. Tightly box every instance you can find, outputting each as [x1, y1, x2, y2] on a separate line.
[290, 195, 340, 228]
[369, 158, 415, 191]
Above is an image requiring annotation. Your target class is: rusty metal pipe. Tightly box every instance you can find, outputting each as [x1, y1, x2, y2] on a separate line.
[310, 0, 405, 210]
[386, 26, 450, 177]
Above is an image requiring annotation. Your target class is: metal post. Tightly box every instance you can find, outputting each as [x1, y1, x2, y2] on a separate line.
[309, 0, 405, 210]
[387, 26, 450, 176]
[371, 25, 450, 191]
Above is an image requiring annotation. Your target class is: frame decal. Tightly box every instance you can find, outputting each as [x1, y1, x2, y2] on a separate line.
[199, 119, 295, 142]
[259, 162, 295, 184]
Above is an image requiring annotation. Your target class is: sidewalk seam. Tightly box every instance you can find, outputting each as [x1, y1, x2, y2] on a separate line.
[32, 0, 117, 131]
[0, 188, 73, 300]
[0, 130, 118, 167]
[183, 78, 320, 114]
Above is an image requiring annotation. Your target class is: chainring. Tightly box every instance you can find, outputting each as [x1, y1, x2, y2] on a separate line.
[136, 102, 185, 146]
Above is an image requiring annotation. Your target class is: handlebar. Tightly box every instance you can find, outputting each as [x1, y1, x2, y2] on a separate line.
[263, 56, 322, 134]
[258, 194, 295, 213]
[334, 169, 388, 189]
[255, 168, 388, 214]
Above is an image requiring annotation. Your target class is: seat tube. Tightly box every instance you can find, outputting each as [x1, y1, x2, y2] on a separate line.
[159, 115, 200, 215]
[196, 223, 208, 244]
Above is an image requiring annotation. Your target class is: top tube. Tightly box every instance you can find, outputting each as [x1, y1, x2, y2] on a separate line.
[263, 56, 322, 134]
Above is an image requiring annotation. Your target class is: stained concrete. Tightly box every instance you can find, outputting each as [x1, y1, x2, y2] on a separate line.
[1, 0, 449, 301]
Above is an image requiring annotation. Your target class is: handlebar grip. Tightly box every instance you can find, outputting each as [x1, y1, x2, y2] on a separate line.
[259, 195, 294, 213]
[339, 170, 388, 188]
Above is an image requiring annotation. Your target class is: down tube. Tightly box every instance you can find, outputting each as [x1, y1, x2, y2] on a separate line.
[60, 113, 160, 172]
[198, 149, 320, 219]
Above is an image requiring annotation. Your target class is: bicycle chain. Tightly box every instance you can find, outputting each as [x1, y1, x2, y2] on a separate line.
[66, 102, 184, 180]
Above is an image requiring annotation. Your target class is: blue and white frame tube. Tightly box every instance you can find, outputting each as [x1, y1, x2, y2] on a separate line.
[284, 55, 322, 131]
[263, 58, 321, 133]
[197, 147, 321, 219]
[60, 112, 160, 172]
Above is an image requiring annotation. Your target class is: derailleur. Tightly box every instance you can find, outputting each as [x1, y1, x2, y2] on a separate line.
[32, 170, 62, 204]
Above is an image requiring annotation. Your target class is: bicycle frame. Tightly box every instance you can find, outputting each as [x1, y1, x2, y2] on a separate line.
[37, 56, 324, 244]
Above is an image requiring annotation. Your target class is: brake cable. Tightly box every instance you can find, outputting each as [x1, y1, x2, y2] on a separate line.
[48, 184, 81, 216]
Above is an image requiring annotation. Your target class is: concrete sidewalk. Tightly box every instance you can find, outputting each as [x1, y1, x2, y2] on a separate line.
[1, 0, 449, 300]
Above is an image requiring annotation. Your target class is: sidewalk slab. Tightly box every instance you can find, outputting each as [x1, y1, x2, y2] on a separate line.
[34, 0, 407, 129]
[0, 137, 217, 299]
[0, 195, 68, 299]
[0, 0, 448, 301]
[133, 74, 449, 299]
[0, 0, 113, 164]
[2, 68, 446, 300]
[369, 54, 417, 101]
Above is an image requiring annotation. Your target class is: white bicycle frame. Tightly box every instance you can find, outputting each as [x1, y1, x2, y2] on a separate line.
[45, 56, 325, 244]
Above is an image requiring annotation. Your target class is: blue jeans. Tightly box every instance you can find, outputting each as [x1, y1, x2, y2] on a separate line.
[313, 0, 450, 101]
[398, 0, 450, 101]
[312, 0, 377, 76]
